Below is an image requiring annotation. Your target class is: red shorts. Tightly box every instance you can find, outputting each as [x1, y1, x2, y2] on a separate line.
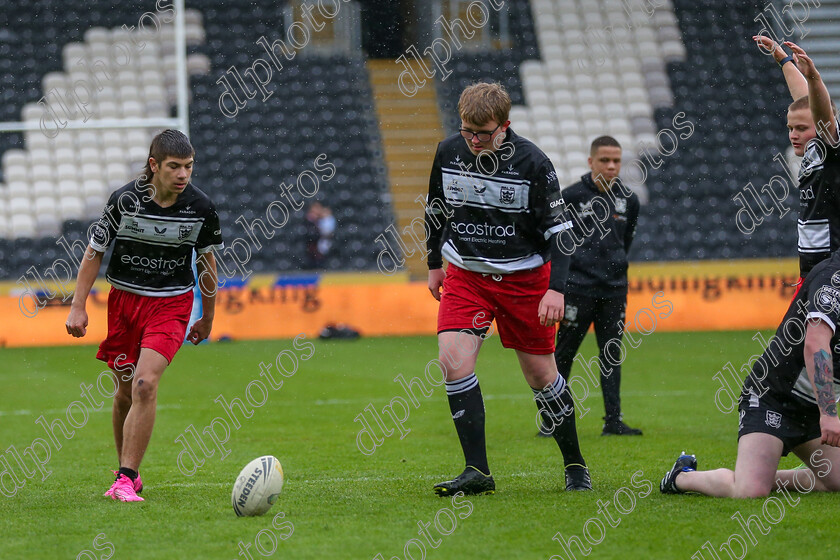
[791, 276, 805, 301]
[96, 287, 194, 370]
[438, 263, 555, 354]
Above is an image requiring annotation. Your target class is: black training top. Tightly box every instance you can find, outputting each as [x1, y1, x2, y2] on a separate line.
[797, 131, 840, 277]
[560, 173, 639, 297]
[425, 128, 572, 274]
[90, 180, 224, 297]
[742, 251, 840, 406]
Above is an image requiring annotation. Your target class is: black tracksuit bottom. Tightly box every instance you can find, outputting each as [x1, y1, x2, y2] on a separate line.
[554, 292, 627, 422]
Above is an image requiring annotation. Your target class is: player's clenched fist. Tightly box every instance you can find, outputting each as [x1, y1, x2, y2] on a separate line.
[65, 308, 88, 338]
[819, 415, 840, 447]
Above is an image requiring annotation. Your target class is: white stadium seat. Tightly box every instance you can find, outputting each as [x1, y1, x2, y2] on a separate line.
[554, 103, 578, 121]
[84, 27, 111, 45]
[101, 130, 124, 148]
[33, 196, 59, 232]
[82, 179, 106, 198]
[7, 180, 29, 199]
[561, 134, 585, 152]
[528, 89, 550, 106]
[121, 100, 144, 118]
[3, 149, 27, 169]
[535, 120, 556, 137]
[5, 165, 28, 183]
[98, 101, 119, 119]
[9, 197, 30, 216]
[58, 180, 80, 198]
[10, 213, 36, 239]
[81, 163, 102, 180]
[79, 146, 101, 164]
[33, 181, 55, 199]
[59, 196, 85, 220]
[62, 42, 87, 71]
[31, 165, 54, 184]
[539, 136, 560, 152]
[56, 164, 77, 182]
[103, 145, 125, 163]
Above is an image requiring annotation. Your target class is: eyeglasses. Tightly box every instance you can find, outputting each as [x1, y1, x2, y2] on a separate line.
[459, 123, 501, 142]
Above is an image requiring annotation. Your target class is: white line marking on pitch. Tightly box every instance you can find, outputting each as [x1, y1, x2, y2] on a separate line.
[154, 470, 554, 488]
[0, 403, 183, 417]
[310, 390, 693, 406]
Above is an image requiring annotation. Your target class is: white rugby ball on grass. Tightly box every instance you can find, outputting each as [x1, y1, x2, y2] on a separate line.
[231, 455, 285, 517]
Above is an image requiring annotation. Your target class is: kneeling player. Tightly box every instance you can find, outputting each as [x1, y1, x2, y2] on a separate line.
[660, 251, 840, 498]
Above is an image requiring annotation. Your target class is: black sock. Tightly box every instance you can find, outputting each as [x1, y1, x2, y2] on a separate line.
[533, 374, 586, 467]
[118, 467, 138, 481]
[445, 373, 489, 475]
[601, 361, 622, 423]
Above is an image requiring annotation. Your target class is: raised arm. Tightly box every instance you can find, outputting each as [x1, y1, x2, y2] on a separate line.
[786, 42, 839, 147]
[803, 318, 840, 447]
[753, 35, 808, 101]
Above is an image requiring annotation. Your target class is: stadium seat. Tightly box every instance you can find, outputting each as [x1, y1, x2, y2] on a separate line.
[10, 214, 36, 239]
[59, 196, 84, 220]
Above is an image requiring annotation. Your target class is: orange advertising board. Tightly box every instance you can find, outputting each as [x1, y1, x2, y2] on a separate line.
[0, 259, 800, 348]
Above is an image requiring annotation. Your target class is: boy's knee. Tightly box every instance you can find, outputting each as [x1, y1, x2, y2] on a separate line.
[733, 479, 771, 499]
[132, 377, 158, 401]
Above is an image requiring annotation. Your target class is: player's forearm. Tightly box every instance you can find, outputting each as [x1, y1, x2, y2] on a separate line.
[806, 73, 839, 146]
[70, 246, 103, 309]
[196, 253, 217, 320]
[549, 234, 570, 292]
[425, 202, 445, 269]
[782, 63, 808, 100]
[805, 343, 838, 418]
[770, 45, 808, 100]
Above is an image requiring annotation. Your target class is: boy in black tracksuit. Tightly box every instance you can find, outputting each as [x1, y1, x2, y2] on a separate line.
[542, 136, 642, 436]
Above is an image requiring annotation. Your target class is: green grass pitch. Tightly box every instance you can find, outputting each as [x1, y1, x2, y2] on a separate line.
[0, 331, 836, 559]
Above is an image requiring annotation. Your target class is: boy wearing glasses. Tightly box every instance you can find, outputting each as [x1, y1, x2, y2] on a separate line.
[425, 82, 591, 495]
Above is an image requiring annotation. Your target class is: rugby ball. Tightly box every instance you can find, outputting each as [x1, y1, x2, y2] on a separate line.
[231, 455, 285, 517]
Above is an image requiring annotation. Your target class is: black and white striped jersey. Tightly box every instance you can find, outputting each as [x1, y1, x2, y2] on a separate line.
[425, 129, 572, 274]
[89, 180, 224, 297]
[797, 132, 840, 277]
[742, 251, 840, 407]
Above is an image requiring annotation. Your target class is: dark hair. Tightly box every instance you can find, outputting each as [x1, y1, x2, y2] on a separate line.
[590, 135, 621, 155]
[140, 129, 194, 183]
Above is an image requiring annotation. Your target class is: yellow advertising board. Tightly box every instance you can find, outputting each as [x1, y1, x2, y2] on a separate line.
[0, 259, 799, 348]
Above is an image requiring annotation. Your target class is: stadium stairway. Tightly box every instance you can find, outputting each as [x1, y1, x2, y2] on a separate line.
[366, 59, 444, 279]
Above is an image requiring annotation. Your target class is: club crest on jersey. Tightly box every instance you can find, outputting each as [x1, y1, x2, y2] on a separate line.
[816, 286, 840, 313]
[500, 185, 515, 204]
[765, 410, 782, 429]
[178, 225, 194, 240]
[565, 304, 578, 322]
[614, 198, 627, 213]
[832, 271, 840, 287]
[800, 140, 826, 177]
